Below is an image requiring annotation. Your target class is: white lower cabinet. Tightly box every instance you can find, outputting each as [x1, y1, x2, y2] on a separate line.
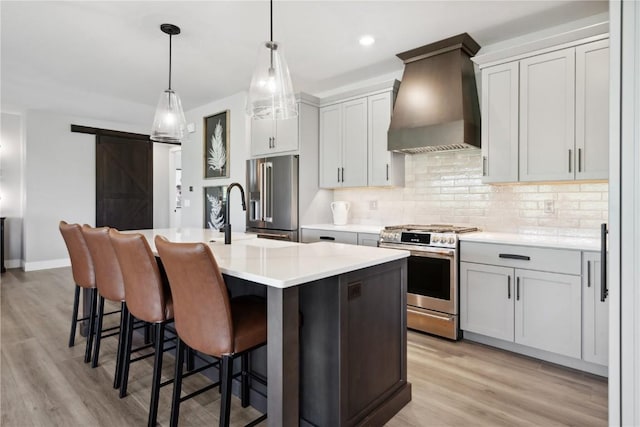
[301, 228, 380, 247]
[460, 263, 514, 341]
[461, 262, 581, 358]
[582, 252, 608, 366]
[514, 269, 581, 358]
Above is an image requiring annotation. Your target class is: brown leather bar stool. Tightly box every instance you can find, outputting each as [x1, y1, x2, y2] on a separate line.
[59, 221, 98, 364]
[81, 225, 128, 388]
[109, 229, 175, 427]
[155, 235, 267, 427]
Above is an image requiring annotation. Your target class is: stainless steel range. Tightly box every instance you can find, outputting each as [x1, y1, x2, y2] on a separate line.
[379, 224, 478, 340]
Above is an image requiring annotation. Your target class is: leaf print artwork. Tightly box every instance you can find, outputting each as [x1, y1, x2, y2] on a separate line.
[207, 193, 225, 230]
[208, 121, 226, 174]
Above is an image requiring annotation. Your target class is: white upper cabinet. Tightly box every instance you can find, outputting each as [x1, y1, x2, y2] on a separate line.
[250, 113, 299, 157]
[319, 104, 343, 188]
[341, 98, 368, 187]
[481, 62, 519, 183]
[319, 81, 403, 189]
[478, 37, 609, 183]
[575, 40, 609, 180]
[519, 48, 576, 182]
[368, 92, 404, 187]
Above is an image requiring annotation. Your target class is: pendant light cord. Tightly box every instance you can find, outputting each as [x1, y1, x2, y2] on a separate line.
[168, 33, 172, 90]
[270, 0, 273, 42]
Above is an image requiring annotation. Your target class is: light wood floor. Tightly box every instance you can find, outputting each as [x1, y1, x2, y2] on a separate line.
[1, 267, 607, 426]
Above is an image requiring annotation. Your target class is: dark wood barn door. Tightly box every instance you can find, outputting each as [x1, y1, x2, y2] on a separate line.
[96, 135, 153, 230]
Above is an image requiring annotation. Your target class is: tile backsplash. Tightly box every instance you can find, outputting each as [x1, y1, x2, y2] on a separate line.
[334, 150, 608, 238]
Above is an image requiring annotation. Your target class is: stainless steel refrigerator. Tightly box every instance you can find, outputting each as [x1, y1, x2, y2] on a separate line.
[246, 154, 299, 241]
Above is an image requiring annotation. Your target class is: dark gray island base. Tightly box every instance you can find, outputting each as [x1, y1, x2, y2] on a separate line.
[225, 258, 411, 426]
[82, 258, 410, 426]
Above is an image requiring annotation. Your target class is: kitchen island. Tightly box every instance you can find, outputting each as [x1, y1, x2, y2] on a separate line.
[124, 228, 411, 426]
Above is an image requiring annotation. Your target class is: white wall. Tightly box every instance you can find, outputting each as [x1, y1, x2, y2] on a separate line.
[0, 112, 24, 267]
[20, 109, 169, 271]
[153, 143, 171, 229]
[181, 92, 249, 231]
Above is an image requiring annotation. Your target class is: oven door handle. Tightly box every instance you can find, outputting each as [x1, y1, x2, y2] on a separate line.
[379, 242, 455, 258]
[408, 307, 453, 322]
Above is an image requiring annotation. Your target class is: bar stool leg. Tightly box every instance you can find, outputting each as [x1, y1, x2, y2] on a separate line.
[113, 302, 127, 389]
[241, 353, 250, 408]
[84, 288, 98, 363]
[219, 355, 233, 427]
[186, 347, 195, 372]
[91, 295, 105, 368]
[119, 310, 135, 398]
[148, 322, 166, 427]
[170, 338, 185, 427]
[68, 285, 80, 347]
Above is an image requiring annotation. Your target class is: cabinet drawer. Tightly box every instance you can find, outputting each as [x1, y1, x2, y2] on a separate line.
[301, 229, 358, 245]
[460, 241, 581, 275]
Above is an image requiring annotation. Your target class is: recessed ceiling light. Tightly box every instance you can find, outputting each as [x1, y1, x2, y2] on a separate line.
[359, 35, 375, 46]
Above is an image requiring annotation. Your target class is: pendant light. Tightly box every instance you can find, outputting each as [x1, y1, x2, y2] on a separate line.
[246, 0, 298, 120]
[151, 24, 186, 143]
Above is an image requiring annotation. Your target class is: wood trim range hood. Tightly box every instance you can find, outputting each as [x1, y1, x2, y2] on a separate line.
[388, 33, 482, 153]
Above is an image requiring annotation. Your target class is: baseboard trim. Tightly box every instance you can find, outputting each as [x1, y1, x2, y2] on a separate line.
[23, 258, 70, 272]
[5, 259, 21, 269]
[463, 331, 608, 377]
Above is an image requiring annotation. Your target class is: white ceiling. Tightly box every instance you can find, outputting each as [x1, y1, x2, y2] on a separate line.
[1, 1, 607, 125]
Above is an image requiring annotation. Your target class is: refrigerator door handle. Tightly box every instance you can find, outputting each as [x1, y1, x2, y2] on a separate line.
[600, 223, 608, 302]
[263, 162, 273, 222]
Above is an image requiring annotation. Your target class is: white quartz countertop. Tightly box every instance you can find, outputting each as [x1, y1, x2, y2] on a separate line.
[129, 228, 408, 288]
[459, 231, 601, 251]
[301, 224, 384, 234]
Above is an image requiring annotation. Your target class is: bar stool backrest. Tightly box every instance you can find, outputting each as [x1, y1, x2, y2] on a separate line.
[109, 230, 169, 323]
[155, 236, 234, 357]
[81, 225, 125, 302]
[59, 221, 95, 289]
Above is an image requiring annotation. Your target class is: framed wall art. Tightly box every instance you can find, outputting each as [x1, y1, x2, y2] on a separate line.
[203, 185, 228, 230]
[204, 110, 230, 178]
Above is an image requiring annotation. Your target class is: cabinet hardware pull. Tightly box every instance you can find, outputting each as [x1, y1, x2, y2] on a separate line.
[337, 167, 340, 183]
[342, 167, 345, 183]
[578, 148, 582, 173]
[508, 276, 511, 299]
[568, 149, 572, 173]
[516, 277, 520, 301]
[499, 253, 531, 261]
[319, 236, 336, 241]
[386, 164, 389, 181]
[601, 223, 608, 302]
[482, 156, 487, 176]
[587, 260, 591, 287]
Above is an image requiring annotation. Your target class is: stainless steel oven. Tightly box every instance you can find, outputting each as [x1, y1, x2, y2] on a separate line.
[379, 225, 477, 340]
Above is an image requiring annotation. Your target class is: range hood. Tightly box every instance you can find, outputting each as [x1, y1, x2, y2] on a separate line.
[388, 33, 481, 153]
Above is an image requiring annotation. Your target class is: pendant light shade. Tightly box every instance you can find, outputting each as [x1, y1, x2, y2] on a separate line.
[246, 1, 298, 120]
[151, 24, 186, 143]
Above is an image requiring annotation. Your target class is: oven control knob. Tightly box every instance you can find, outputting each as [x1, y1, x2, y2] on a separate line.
[448, 237, 455, 244]
[432, 236, 440, 243]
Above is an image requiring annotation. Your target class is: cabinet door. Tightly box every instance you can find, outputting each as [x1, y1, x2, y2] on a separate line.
[368, 92, 393, 187]
[357, 232, 380, 247]
[519, 48, 575, 182]
[319, 104, 342, 188]
[460, 262, 514, 341]
[481, 62, 519, 183]
[250, 118, 276, 157]
[341, 98, 368, 188]
[273, 116, 299, 154]
[575, 40, 609, 180]
[582, 252, 609, 366]
[514, 269, 581, 358]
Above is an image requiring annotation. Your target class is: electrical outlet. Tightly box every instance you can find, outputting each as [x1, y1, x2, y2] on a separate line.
[369, 200, 378, 210]
[543, 200, 554, 214]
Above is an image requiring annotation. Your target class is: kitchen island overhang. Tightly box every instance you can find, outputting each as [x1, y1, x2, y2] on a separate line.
[125, 228, 412, 426]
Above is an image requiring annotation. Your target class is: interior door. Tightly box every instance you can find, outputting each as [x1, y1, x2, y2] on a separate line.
[96, 135, 153, 230]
